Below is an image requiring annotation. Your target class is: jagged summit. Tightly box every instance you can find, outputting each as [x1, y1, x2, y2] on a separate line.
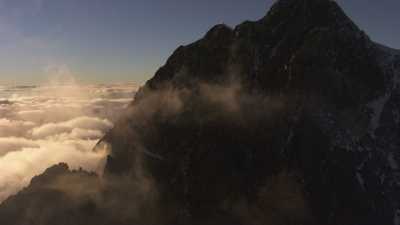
[205, 24, 233, 38]
[29, 163, 70, 187]
[146, 0, 383, 107]
[147, 0, 361, 91]
[262, 0, 358, 30]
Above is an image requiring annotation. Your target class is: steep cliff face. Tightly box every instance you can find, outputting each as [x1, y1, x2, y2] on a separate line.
[103, 0, 400, 224]
[1, 0, 399, 224]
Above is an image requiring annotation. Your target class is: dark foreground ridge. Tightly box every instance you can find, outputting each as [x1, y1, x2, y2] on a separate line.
[1, 0, 400, 224]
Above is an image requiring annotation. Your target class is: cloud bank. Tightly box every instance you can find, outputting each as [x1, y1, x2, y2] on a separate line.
[0, 81, 137, 202]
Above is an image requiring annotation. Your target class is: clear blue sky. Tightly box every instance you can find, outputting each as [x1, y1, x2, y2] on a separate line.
[0, 0, 399, 84]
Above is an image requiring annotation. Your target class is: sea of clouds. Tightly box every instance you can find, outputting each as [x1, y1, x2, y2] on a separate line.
[0, 80, 138, 202]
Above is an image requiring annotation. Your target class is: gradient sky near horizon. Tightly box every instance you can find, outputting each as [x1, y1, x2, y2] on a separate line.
[0, 0, 399, 84]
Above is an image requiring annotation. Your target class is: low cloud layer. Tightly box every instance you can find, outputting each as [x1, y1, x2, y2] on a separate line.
[0, 81, 138, 202]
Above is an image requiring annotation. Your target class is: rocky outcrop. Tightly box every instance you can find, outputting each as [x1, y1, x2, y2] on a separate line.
[0, 164, 108, 225]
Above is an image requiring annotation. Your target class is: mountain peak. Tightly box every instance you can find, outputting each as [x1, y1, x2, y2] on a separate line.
[270, 0, 336, 11]
[29, 163, 70, 188]
[262, 0, 357, 32]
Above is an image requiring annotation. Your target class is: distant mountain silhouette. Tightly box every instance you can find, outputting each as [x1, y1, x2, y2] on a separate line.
[1, 0, 399, 224]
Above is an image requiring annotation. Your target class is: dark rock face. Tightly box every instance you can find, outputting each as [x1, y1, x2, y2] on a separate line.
[0, 164, 107, 225]
[105, 0, 400, 224]
[0, 162, 164, 225]
[1, 0, 399, 224]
